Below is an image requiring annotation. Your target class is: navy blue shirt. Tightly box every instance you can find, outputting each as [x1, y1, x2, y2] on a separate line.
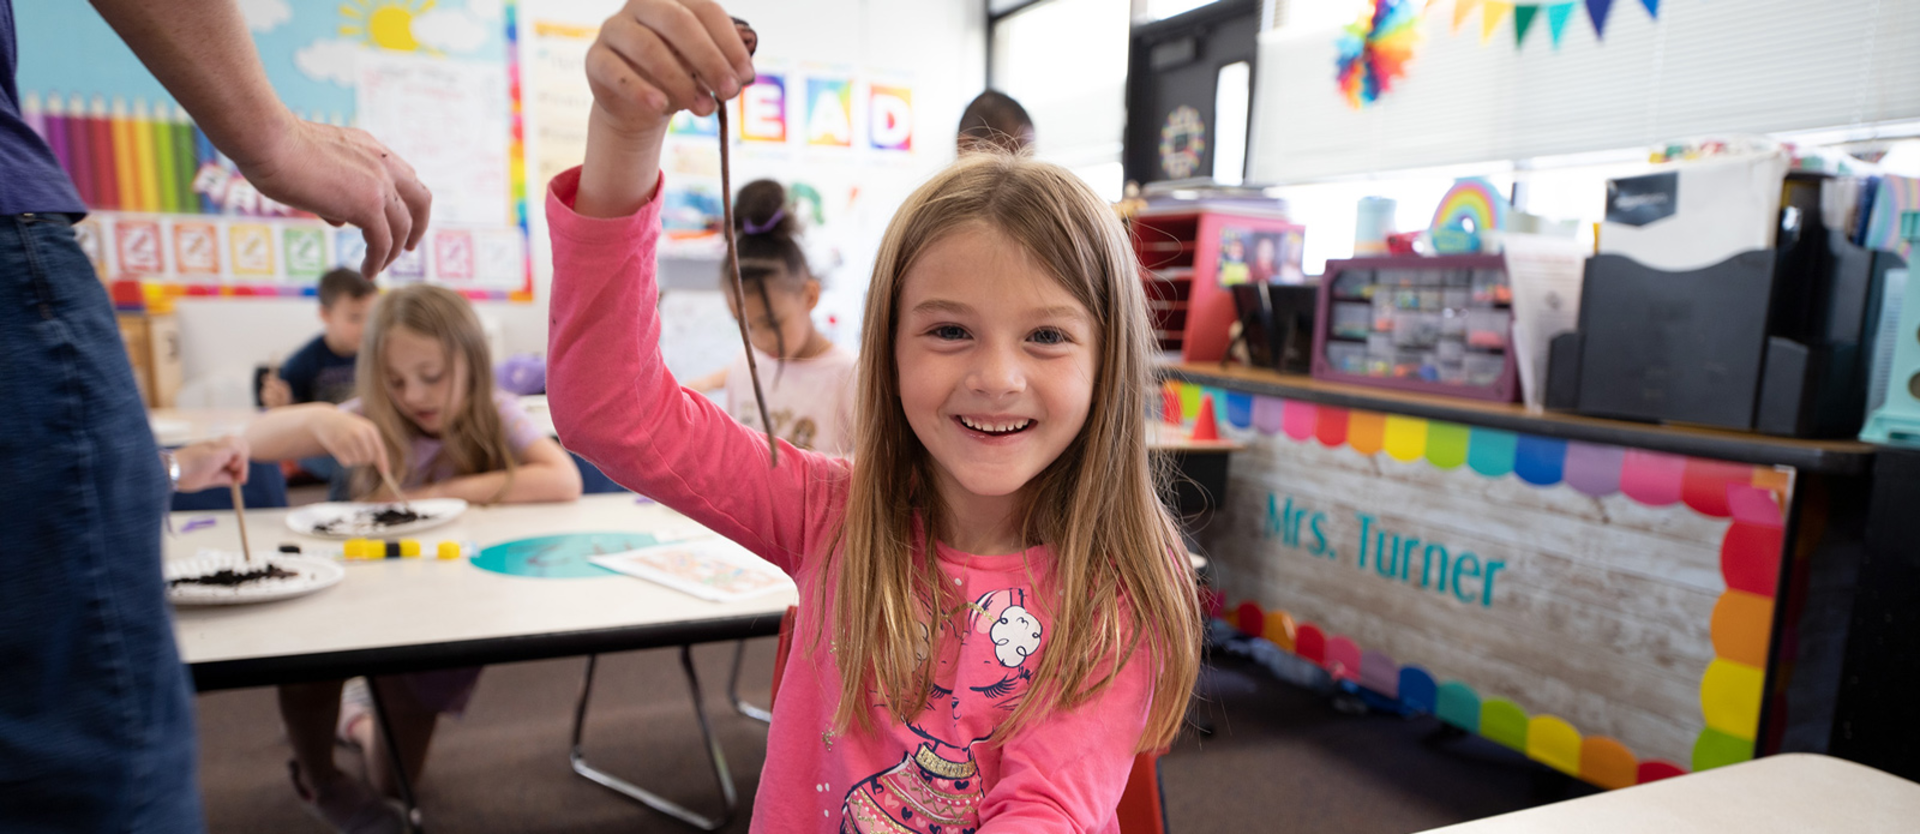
[279, 333, 359, 405]
[0, 1, 86, 216]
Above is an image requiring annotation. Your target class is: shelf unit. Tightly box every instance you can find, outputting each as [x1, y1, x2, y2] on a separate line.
[1128, 207, 1302, 362]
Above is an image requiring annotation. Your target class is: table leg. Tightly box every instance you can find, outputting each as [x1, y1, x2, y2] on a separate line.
[569, 647, 739, 830]
[727, 640, 772, 724]
[365, 679, 425, 833]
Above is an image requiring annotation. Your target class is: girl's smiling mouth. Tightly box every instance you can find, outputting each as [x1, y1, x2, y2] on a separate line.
[955, 415, 1034, 437]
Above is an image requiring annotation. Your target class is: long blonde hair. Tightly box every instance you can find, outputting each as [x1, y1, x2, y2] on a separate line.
[828, 152, 1202, 751]
[350, 284, 516, 502]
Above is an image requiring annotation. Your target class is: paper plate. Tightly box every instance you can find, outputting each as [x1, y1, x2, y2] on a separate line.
[285, 499, 468, 539]
[165, 550, 346, 606]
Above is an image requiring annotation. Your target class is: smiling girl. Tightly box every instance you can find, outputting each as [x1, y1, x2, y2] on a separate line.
[544, 3, 1200, 830]
[244, 283, 580, 831]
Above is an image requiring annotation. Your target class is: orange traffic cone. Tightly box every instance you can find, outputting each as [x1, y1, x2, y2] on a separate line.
[1161, 384, 1183, 425]
[1191, 394, 1220, 441]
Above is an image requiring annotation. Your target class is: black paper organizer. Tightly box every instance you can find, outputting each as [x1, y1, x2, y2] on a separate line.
[1547, 231, 1905, 438]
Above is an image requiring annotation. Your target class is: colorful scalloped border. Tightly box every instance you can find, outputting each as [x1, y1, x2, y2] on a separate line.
[1175, 380, 1788, 788]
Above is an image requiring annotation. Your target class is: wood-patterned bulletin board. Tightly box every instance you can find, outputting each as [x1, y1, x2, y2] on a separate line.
[1178, 381, 1791, 789]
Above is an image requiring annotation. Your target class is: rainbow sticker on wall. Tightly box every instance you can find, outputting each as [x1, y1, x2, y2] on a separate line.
[1429, 177, 1510, 253]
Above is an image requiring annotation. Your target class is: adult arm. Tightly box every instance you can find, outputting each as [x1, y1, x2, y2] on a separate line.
[88, 0, 431, 276]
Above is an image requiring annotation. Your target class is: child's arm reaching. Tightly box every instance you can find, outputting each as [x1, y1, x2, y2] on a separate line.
[548, 1, 836, 572]
[244, 403, 390, 474]
[404, 438, 582, 505]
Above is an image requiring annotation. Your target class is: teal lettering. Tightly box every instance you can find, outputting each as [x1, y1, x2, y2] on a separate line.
[1451, 552, 1483, 605]
[1309, 513, 1329, 557]
[1355, 514, 1375, 569]
[1481, 560, 1507, 607]
[1397, 538, 1420, 581]
[1265, 494, 1285, 539]
[1421, 544, 1449, 591]
[1375, 533, 1399, 578]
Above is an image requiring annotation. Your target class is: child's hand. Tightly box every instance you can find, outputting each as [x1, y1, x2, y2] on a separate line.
[576, 0, 754, 218]
[173, 437, 250, 492]
[316, 411, 391, 474]
[260, 376, 292, 409]
[586, 0, 756, 136]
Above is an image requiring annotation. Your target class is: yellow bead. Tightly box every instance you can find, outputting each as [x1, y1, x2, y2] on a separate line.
[400, 539, 422, 558]
[344, 539, 366, 560]
[436, 540, 462, 561]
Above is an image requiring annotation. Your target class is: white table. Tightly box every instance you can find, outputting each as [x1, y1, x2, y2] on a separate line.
[168, 493, 795, 831]
[1418, 754, 1920, 834]
[167, 493, 794, 689]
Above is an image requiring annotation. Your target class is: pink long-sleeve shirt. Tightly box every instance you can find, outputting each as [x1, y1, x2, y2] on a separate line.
[545, 167, 1155, 833]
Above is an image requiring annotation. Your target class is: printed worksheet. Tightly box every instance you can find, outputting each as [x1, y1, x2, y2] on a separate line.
[589, 538, 791, 603]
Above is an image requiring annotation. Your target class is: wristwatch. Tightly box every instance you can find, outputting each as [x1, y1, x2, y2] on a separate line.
[160, 449, 181, 491]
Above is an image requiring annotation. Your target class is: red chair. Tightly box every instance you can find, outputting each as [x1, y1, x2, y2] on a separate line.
[767, 607, 1168, 834]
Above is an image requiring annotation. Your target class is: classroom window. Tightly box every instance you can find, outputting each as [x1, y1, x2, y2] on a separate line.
[990, 0, 1132, 202]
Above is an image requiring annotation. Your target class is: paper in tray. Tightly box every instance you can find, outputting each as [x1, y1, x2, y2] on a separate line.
[588, 538, 790, 602]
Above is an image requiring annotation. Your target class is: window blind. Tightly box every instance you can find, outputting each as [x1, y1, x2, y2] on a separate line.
[1250, 0, 1920, 183]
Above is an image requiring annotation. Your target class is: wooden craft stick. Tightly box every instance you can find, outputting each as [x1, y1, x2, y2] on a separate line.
[719, 17, 777, 467]
[230, 481, 252, 565]
[379, 467, 410, 512]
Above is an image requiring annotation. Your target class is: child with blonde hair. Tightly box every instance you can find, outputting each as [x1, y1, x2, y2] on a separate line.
[246, 283, 581, 831]
[548, 4, 1200, 829]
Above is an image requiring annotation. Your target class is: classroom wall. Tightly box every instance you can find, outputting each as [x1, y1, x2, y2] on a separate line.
[170, 0, 988, 401]
[518, 0, 990, 377]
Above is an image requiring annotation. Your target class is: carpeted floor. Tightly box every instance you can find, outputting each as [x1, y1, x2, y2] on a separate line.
[195, 641, 1592, 832]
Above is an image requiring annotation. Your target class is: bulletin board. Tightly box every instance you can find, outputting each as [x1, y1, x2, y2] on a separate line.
[1184, 380, 1793, 789]
[13, 0, 532, 302]
[525, 17, 919, 264]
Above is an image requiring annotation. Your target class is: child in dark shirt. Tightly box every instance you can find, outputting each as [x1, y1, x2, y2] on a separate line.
[264, 268, 375, 495]
[263, 268, 375, 409]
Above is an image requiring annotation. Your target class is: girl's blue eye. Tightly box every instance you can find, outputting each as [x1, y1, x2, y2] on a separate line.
[1030, 328, 1068, 345]
[932, 325, 969, 341]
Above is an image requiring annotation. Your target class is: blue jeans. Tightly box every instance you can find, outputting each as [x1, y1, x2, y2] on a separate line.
[0, 213, 203, 832]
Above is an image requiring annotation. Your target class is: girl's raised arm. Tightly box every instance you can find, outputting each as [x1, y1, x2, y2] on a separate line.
[547, 2, 836, 574]
[547, 170, 840, 574]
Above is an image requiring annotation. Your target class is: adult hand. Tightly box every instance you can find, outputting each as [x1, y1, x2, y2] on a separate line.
[314, 411, 391, 474]
[237, 118, 433, 280]
[174, 437, 250, 492]
[260, 375, 292, 409]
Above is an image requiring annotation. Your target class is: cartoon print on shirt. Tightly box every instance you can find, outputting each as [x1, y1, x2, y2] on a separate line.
[839, 586, 1045, 833]
[737, 406, 820, 451]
